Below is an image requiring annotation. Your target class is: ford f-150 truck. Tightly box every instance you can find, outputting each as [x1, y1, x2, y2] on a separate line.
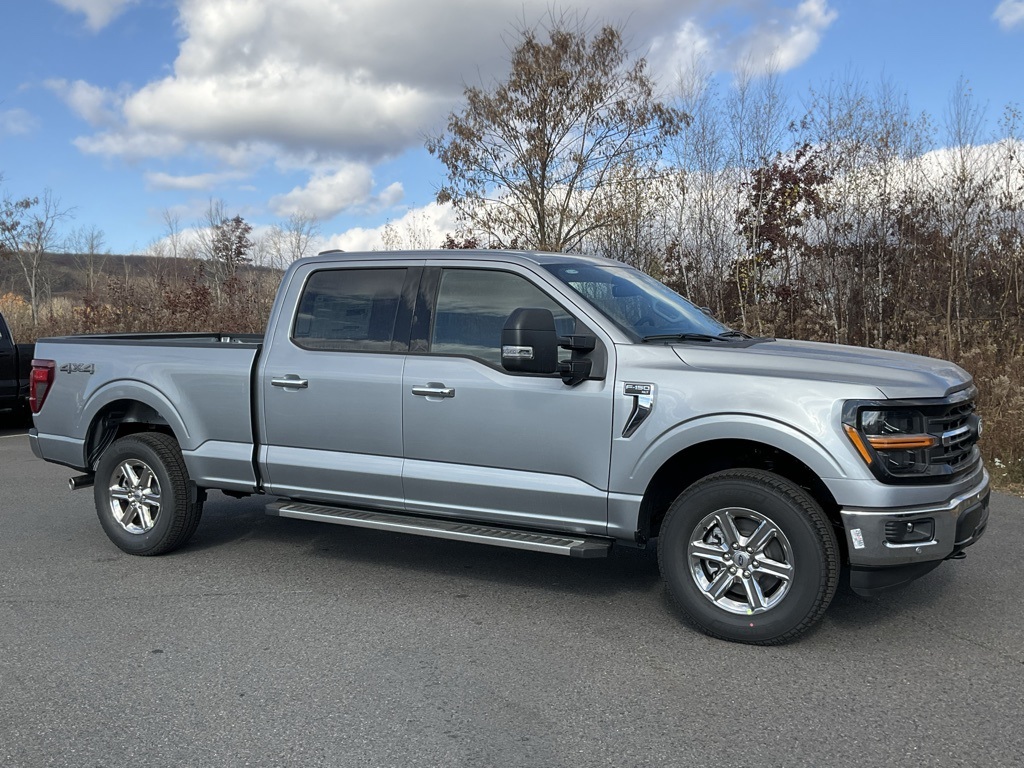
[0, 310, 33, 417]
[28, 250, 989, 644]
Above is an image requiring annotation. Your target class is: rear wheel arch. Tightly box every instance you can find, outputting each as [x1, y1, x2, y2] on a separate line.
[85, 399, 177, 469]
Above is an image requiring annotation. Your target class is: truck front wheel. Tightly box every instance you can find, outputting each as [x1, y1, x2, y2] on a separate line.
[93, 432, 203, 556]
[658, 469, 839, 645]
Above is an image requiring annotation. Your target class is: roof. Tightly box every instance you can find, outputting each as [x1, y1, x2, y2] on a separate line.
[308, 249, 626, 269]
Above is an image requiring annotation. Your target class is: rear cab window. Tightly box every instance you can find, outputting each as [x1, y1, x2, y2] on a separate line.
[292, 268, 415, 352]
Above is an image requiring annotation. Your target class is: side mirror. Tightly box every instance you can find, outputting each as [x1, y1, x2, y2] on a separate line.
[501, 308, 596, 386]
[501, 308, 559, 374]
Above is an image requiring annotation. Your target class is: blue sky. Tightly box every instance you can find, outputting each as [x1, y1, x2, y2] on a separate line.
[1, 0, 1022, 255]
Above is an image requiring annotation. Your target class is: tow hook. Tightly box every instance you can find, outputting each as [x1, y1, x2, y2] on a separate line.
[946, 550, 967, 561]
[68, 473, 95, 491]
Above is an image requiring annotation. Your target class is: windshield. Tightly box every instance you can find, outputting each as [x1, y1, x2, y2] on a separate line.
[542, 262, 731, 341]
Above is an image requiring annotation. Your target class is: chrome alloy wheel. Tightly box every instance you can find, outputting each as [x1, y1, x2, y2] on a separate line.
[688, 507, 795, 615]
[107, 458, 162, 535]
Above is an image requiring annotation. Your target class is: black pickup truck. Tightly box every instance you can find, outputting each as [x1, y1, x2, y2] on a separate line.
[0, 311, 33, 416]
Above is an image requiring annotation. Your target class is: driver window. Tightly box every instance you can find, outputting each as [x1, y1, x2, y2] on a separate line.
[431, 269, 575, 366]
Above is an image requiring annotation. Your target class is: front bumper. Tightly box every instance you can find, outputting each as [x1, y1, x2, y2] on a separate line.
[840, 468, 990, 569]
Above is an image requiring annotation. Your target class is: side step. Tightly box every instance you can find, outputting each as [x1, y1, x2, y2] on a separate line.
[266, 501, 611, 558]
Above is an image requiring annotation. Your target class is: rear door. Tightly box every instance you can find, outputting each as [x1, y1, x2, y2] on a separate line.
[402, 264, 615, 534]
[258, 262, 419, 509]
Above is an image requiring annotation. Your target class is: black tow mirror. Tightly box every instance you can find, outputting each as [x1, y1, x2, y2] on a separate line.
[501, 308, 596, 386]
[501, 308, 559, 374]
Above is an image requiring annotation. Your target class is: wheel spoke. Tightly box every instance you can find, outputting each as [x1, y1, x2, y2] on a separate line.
[690, 540, 728, 564]
[755, 556, 792, 581]
[706, 568, 735, 600]
[121, 463, 140, 488]
[137, 505, 154, 530]
[746, 519, 778, 554]
[742, 575, 768, 611]
[119, 504, 137, 526]
[713, 511, 743, 548]
[109, 487, 132, 501]
[137, 467, 154, 491]
[141, 489, 161, 509]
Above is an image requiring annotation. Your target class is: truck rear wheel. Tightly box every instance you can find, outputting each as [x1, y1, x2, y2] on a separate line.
[93, 432, 203, 556]
[658, 469, 839, 645]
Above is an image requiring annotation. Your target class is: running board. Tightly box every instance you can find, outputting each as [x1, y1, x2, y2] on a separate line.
[266, 501, 611, 558]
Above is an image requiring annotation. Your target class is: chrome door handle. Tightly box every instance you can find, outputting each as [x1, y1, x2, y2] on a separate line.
[271, 375, 309, 389]
[411, 383, 455, 398]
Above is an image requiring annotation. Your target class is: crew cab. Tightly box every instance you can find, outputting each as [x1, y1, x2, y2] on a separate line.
[28, 250, 990, 644]
[0, 310, 33, 417]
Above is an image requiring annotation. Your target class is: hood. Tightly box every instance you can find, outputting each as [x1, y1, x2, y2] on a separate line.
[671, 338, 972, 400]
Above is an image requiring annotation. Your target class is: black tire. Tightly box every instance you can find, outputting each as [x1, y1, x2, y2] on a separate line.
[658, 469, 839, 645]
[93, 432, 203, 556]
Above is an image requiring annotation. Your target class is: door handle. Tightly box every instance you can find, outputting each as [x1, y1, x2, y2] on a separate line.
[411, 383, 455, 398]
[271, 375, 309, 389]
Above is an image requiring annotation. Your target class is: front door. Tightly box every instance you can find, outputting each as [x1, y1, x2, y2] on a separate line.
[402, 266, 614, 534]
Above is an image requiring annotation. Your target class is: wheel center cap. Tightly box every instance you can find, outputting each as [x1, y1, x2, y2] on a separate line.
[734, 552, 750, 568]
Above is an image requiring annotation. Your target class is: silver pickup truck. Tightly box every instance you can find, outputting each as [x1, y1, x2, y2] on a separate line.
[29, 249, 989, 644]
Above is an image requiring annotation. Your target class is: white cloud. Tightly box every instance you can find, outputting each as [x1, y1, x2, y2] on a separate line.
[649, 20, 718, 86]
[326, 202, 459, 252]
[45, 79, 121, 126]
[0, 109, 37, 137]
[736, 0, 838, 75]
[994, 0, 1024, 29]
[51, 0, 137, 31]
[270, 165, 378, 218]
[74, 130, 186, 160]
[145, 170, 248, 191]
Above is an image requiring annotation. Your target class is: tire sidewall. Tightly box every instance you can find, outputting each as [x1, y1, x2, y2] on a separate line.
[660, 473, 834, 643]
[93, 435, 183, 555]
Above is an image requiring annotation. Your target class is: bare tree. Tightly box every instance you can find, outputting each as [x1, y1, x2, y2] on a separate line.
[65, 224, 109, 296]
[427, 12, 686, 252]
[0, 189, 73, 325]
[267, 211, 320, 268]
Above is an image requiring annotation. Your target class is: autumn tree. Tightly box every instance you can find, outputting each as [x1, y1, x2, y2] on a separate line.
[427, 13, 686, 252]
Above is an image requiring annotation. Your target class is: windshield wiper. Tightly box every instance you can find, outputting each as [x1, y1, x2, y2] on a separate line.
[640, 333, 734, 343]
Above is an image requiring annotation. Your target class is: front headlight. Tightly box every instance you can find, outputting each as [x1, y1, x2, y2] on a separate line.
[842, 406, 937, 477]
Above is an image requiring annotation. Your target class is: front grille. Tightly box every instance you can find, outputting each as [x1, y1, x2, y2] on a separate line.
[924, 398, 979, 477]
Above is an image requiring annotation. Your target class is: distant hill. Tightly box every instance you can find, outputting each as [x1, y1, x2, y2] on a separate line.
[0, 252, 281, 300]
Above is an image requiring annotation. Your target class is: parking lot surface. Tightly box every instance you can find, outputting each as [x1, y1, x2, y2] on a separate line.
[1, 424, 1022, 767]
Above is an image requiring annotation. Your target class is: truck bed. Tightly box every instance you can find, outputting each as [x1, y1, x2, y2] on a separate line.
[30, 332, 264, 492]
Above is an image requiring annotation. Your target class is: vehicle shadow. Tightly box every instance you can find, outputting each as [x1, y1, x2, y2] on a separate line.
[185, 491, 958, 639]
[187, 491, 664, 600]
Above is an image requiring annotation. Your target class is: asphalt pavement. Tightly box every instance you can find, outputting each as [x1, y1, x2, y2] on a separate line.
[1, 421, 1022, 768]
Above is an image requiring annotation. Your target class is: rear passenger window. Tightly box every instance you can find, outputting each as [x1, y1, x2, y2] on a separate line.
[431, 269, 575, 366]
[293, 269, 406, 352]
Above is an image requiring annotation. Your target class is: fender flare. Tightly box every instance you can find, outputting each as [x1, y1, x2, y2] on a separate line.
[625, 413, 851, 496]
[78, 379, 191, 451]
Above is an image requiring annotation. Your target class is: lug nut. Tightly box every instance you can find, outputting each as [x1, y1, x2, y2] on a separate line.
[729, 566, 737, 574]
